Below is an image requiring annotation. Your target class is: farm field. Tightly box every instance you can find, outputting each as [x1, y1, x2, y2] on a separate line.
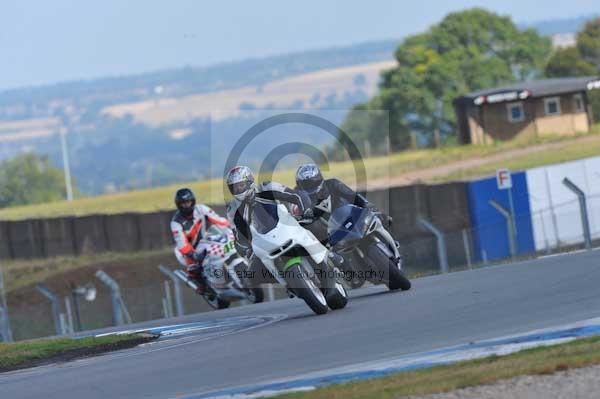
[1, 129, 599, 220]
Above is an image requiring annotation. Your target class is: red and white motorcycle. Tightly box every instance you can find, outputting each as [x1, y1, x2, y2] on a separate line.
[175, 225, 264, 309]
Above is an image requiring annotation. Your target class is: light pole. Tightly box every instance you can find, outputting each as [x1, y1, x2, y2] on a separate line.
[59, 126, 74, 202]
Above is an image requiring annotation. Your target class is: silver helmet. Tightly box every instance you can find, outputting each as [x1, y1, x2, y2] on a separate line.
[226, 166, 256, 201]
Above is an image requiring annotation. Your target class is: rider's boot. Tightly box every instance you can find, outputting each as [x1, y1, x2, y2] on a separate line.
[187, 265, 208, 295]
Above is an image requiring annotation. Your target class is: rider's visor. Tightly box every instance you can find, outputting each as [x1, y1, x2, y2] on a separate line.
[180, 200, 193, 209]
[299, 178, 322, 194]
[229, 181, 250, 196]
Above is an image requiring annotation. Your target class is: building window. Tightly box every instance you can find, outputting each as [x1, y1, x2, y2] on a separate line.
[573, 94, 585, 113]
[507, 102, 524, 123]
[544, 97, 561, 116]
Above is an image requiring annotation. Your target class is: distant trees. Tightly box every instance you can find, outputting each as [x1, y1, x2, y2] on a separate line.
[545, 18, 600, 76]
[577, 18, 600, 70]
[340, 8, 552, 154]
[545, 18, 600, 121]
[545, 47, 596, 77]
[0, 154, 68, 208]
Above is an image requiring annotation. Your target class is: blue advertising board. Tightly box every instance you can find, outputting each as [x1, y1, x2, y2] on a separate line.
[467, 171, 535, 262]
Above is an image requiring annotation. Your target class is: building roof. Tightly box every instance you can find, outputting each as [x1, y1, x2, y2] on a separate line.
[455, 76, 600, 106]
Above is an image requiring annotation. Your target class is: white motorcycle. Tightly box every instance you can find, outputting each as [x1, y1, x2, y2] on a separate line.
[250, 200, 348, 315]
[174, 225, 264, 309]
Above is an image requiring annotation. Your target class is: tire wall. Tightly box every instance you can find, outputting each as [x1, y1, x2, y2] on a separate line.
[0, 186, 469, 266]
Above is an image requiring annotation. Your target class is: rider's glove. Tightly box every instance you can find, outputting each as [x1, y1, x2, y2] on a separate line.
[189, 248, 208, 264]
[302, 208, 315, 219]
[366, 203, 378, 213]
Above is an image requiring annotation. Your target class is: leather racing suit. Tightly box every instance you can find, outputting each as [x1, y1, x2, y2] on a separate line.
[171, 204, 230, 288]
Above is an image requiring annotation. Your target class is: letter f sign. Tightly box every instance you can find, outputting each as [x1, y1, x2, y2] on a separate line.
[496, 169, 512, 190]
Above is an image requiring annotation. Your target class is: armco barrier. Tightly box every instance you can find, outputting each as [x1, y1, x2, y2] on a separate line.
[0, 222, 12, 259]
[426, 182, 471, 232]
[389, 184, 429, 238]
[138, 212, 173, 251]
[0, 183, 470, 260]
[8, 220, 41, 259]
[40, 217, 77, 257]
[103, 213, 143, 252]
[73, 215, 109, 254]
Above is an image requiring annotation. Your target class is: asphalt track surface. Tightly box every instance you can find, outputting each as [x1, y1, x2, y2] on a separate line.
[2, 250, 600, 399]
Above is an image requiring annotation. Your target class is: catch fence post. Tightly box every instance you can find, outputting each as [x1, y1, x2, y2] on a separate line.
[538, 210, 551, 254]
[0, 264, 13, 341]
[158, 265, 185, 317]
[266, 284, 275, 302]
[417, 217, 449, 273]
[36, 284, 63, 335]
[95, 270, 132, 326]
[0, 307, 10, 342]
[64, 296, 75, 334]
[462, 229, 472, 269]
[562, 178, 592, 250]
[163, 281, 174, 318]
[161, 298, 170, 318]
[489, 200, 517, 259]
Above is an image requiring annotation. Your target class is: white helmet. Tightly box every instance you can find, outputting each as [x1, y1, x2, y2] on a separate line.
[226, 166, 256, 201]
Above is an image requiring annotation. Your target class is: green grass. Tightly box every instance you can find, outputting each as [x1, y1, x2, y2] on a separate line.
[1, 249, 170, 294]
[0, 334, 154, 371]
[0, 131, 597, 221]
[276, 336, 600, 399]
[439, 131, 600, 182]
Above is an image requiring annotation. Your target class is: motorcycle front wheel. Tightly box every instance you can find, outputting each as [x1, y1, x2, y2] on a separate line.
[203, 290, 231, 309]
[342, 252, 366, 289]
[285, 260, 328, 315]
[246, 287, 264, 303]
[367, 243, 411, 291]
[326, 280, 348, 310]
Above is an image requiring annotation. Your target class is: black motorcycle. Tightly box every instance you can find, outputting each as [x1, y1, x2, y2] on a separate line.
[327, 204, 411, 291]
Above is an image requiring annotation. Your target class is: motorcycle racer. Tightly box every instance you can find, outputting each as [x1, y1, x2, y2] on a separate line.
[294, 163, 401, 286]
[171, 188, 230, 294]
[225, 166, 310, 245]
[225, 165, 344, 282]
[294, 163, 371, 218]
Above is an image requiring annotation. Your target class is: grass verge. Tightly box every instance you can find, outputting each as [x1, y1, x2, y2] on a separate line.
[0, 333, 157, 373]
[438, 130, 600, 182]
[1, 249, 170, 294]
[276, 336, 600, 399]
[0, 132, 596, 220]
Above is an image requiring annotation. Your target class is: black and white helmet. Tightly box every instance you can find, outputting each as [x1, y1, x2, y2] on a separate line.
[226, 166, 256, 201]
[295, 163, 324, 195]
[174, 188, 196, 217]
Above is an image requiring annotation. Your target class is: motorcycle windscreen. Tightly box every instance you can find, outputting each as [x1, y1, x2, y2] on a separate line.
[252, 202, 280, 234]
[327, 204, 367, 247]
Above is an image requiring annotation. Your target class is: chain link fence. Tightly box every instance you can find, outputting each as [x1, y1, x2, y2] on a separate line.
[402, 195, 600, 276]
[3, 265, 290, 341]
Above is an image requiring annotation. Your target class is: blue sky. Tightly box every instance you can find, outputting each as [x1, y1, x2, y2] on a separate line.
[1, 0, 599, 90]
